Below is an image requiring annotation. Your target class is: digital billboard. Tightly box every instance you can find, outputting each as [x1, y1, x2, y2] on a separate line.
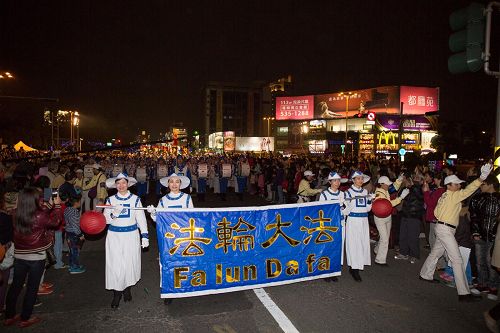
[276, 95, 314, 120]
[314, 86, 400, 119]
[399, 86, 439, 115]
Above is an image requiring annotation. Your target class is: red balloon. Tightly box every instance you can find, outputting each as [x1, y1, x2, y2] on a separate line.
[372, 198, 393, 218]
[80, 211, 106, 235]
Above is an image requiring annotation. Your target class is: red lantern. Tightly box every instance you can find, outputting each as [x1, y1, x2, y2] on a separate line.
[80, 211, 106, 235]
[372, 198, 392, 218]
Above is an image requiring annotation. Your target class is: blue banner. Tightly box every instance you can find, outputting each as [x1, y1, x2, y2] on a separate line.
[156, 201, 342, 298]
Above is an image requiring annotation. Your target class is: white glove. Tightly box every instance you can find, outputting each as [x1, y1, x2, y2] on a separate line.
[147, 205, 156, 214]
[112, 205, 124, 217]
[400, 188, 410, 199]
[341, 207, 351, 217]
[141, 237, 149, 248]
[480, 163, 493, 180]
[368, 193, 376, 200]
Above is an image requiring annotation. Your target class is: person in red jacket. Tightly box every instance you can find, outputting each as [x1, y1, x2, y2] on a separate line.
[4, 187, 62, 328]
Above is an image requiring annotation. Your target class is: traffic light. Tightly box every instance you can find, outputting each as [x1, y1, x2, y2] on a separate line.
[448, 2, 486, 74]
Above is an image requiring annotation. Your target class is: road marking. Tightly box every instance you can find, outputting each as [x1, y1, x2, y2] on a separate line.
[253, 288, 299, 333]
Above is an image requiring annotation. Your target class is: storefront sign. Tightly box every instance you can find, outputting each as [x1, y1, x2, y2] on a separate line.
[377, 115, 432, 131]
[235, 137, 275, 152]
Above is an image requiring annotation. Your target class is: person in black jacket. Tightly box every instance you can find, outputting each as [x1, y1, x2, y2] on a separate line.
[469, 175, 500, 296]
[396, 173, 425, 264]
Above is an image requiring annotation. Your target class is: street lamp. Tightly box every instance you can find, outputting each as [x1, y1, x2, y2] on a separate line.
[73, 111, 80, 150]
[263, 117, 275, 137]
[0, 71, 14, 79]
[338, 91, 355, 156]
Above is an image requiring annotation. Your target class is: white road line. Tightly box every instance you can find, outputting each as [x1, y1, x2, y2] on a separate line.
[253, 288, 300, 333]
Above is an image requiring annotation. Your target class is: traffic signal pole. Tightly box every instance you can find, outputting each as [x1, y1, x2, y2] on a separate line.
[484, 3, 500, 177]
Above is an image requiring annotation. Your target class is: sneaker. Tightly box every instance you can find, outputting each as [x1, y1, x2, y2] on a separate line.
[470, 288, 482, 296]
[37, 286, 53, 296]
[409, 257, 417, 264]
[33, 299, 43, 307]
[484, 311, 499, 333]
[445, 281, 456, 288]
[394, 254, 409, 260]
[488, 291, 498, 301]
[439, 272, 454, 282]
[69, 266, 86, 274]
[18, 316, 42, 328]
[41, 282, 53, 289]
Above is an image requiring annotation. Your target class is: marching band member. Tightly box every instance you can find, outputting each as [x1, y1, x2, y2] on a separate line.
[343, 170, 373, 282]
[155, 159, 169, 196]
[373, 175, 409, 266]
[196, 157, 209, 202]
[103, 173, 149, 309]
[148, 173, 194, 223]
[173, 156, 191, 193]
[218, 158, 232, 201]
[319, 171, 348, 282]
[235, 156, 250, 201]
[135, 159, 149, 200]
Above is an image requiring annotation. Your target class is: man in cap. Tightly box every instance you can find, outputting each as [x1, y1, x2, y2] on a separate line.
[374, 175, 409, 266]
[297, 171, 323, 203]
[82, 163, 107, 210]
[343, 170, 373, 282]
[420, 163, 492, 302]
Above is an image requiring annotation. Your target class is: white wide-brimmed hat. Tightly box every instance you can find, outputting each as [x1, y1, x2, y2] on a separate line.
[160, 173, 190, 189]
[106, 172, 137, 188]
[351, 170, 371, 183]
[304, 170, 315, 177]
[377, 176, 393, 185]
[444, 175, 465, 185]
[328, 171, 342, 181]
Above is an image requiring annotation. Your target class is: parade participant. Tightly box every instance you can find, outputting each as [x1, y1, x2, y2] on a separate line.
[147, 173, 193, 222]
[319, 171, 347, 282]
[420, 163, 492, 302]
[135, 159, 149, 200]
[173, 155, 191, 193]
[82, 164, 106, 211]
[297, 170, 322, 203]
[219, 158, 232, 201]
[155, 159, 169, 196]
[4, 188, 62, 328]
[235, 156, 250, 201]
[103, 172, 149, 309]
[374, 175, 409, 266]
[196, 157, 209, 202]
[343, 170, 373, 282]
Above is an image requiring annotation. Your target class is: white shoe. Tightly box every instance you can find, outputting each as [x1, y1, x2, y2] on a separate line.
[470, 288, 481, 296]
[394, 254, 409, 260]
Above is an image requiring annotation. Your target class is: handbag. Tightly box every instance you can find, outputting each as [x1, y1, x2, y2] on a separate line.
[88, 186, 97, 199]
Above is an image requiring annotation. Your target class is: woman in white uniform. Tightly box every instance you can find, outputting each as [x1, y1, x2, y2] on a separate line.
[147, 173, 193, 305]
[318, 171, 348, 282]
[104, 173, 149, 309]
[343, 171, 373, 282]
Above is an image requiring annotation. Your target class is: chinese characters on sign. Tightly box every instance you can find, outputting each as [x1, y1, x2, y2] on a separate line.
[156, 203, 342, 298]
[399, 86, 439, 115]
[276, 95, 314, 120]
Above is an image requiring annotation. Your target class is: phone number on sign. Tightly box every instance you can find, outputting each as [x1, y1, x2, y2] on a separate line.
[279, 110, 310, 117]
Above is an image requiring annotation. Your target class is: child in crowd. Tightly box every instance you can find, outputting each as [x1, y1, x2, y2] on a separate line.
[64, 194, 85, 274]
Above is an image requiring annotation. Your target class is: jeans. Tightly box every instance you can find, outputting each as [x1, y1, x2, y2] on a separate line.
[5, 259, 45, 321]
[475, 239, 500, 289]
[277, 185, 285, 204]
[67, 232, 81, 268]
[0, 267, 11, 310]
[54, 230, 64, 268]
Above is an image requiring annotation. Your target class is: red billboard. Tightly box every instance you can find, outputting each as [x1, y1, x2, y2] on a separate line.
[314, 86, 400, 119]
[399, 86, 439, 115]
[276, 95, 314, 120]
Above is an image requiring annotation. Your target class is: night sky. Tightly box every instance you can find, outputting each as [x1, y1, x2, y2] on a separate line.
[0, 0, 498, 144]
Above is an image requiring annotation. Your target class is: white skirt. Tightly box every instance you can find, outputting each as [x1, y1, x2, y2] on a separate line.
[105, 230, 142, 291]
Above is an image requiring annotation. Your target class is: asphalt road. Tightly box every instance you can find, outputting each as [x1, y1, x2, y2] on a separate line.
[2, 192, 495, 332]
